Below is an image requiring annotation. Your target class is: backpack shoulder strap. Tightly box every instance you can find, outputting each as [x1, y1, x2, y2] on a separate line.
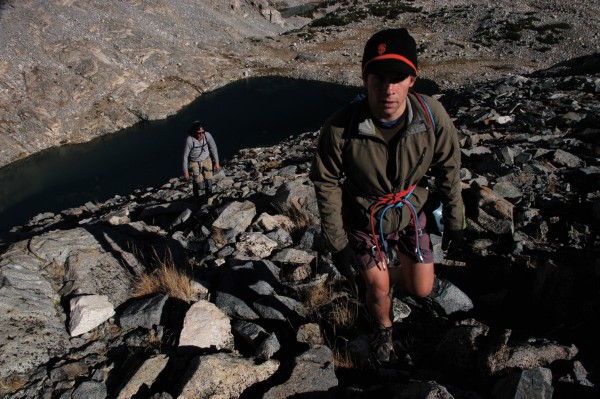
[341, 95, 366, 154]
[412, 91, 436, 132]
[191, 135, 207, 151]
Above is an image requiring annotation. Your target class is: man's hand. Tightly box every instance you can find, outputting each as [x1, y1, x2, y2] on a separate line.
[442, 229, 464, 255]
[332, 245, 362, 284]
[214, 162, 221, 172]
[183, 172, 190, 180]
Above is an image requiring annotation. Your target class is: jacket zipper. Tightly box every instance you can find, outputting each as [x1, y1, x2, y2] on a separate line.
[395, 148, 426, 192]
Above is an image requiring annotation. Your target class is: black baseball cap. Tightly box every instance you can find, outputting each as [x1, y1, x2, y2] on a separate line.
[362, 28, 418, 78]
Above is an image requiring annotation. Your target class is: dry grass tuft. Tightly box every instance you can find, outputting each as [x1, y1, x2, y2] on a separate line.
[133, 250, 194, 303]
[275, 202, 310, 235]
[302, 281, 359, 370]
[211, 227, 229, 248]
[304, 280, 335, 313]
[145, 328, 163, 349]
[330, 297, 360, 331]
[303, 278, 363, 336]
[0, 375, 26, 396]
[332, 344, 355, 369]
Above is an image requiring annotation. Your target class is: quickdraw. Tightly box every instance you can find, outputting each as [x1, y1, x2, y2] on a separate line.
[369, 184, 424, 269]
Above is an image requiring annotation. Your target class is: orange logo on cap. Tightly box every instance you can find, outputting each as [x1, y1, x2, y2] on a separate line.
[377, 43, 386, 55]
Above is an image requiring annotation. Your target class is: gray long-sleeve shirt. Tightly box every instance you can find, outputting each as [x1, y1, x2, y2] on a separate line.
[182, 132, 220, 174]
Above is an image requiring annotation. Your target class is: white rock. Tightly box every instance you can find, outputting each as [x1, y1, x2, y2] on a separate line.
[179, 300, 233, 350]
[69, 295, 115, 337]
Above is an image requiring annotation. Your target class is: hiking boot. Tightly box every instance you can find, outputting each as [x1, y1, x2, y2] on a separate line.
[370, 325, 394, 363]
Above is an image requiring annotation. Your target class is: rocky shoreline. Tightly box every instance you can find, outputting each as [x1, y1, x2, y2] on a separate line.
[0, 57, 598, 398]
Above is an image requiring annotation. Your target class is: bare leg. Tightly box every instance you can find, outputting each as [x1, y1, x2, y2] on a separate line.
[361, 261, 393, 328]
[389, 251, 434, 298]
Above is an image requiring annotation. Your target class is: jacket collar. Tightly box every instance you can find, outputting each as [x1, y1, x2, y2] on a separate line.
[356, 95, 423, 137]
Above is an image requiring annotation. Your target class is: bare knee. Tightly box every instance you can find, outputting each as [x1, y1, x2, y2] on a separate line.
[395, 256, 435, 298]
[409, 275, 435, 297]
[366, 284, 391, 303]
[411, 283, 433, 298]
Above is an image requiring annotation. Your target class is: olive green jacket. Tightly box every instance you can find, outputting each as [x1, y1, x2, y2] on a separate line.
[309, 92, 463, 253]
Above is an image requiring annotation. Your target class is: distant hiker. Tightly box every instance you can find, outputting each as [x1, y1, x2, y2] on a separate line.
[183, 121, 220, 203]
[309, 28, 464, 364]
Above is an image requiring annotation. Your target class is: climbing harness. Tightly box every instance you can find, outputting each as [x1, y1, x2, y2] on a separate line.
[368, 184, 424, 269]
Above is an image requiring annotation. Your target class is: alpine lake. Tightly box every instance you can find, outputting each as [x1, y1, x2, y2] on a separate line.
[0, 77, 365, 232]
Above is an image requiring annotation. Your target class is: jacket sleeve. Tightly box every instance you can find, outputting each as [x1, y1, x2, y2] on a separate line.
[428, 97, 464, 231]
[309, 120, 348, 253]
[182, 136, 192, 174]
[206, 132, 220, 164]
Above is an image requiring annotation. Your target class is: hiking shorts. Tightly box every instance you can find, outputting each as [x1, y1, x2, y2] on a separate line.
[189, 158, 213, 184]
[347, 211, 434, 270]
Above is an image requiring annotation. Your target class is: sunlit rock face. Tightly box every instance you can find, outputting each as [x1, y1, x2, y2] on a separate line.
[1, 0, 598, 169]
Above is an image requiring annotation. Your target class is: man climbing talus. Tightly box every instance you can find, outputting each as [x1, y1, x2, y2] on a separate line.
[309, 28, 464, 364]
[182, 121, 220, 204]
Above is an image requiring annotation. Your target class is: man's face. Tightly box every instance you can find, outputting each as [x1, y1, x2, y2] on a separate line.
[196, 128, 205, 138]
[364, 72, 416, 122]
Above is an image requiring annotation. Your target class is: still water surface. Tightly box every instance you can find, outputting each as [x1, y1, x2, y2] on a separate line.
[0, 77, 364, 232]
